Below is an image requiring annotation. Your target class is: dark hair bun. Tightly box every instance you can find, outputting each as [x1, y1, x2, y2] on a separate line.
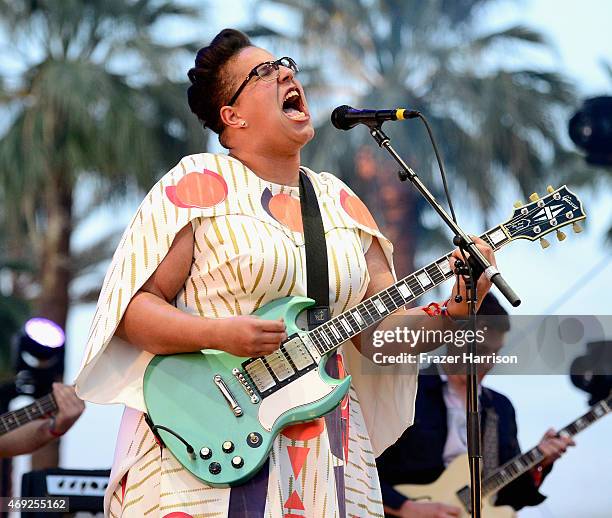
[187, 29, 251, 134]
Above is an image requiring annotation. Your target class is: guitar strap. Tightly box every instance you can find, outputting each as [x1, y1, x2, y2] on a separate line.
[482, 394, 500, 478]
[298, 169, 331, 329]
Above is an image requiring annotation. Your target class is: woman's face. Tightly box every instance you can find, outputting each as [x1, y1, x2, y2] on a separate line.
[222, 46, 314, 152]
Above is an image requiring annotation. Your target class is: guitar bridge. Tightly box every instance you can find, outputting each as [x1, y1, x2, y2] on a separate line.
[232, 368, 260, 404]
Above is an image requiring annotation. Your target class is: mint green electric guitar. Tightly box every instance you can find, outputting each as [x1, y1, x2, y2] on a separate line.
[143, 186, 585, 487]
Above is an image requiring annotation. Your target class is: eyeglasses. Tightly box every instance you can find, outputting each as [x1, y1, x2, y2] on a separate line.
[227, 56, 299, 106]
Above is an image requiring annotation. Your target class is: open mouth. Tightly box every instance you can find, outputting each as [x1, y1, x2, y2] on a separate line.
[282, 88, 309, 121]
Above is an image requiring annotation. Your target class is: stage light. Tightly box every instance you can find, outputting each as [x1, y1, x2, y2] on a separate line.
[568, 96, 612, 167]
[24, 318, 65, 349]
[12, 317, 65, 398]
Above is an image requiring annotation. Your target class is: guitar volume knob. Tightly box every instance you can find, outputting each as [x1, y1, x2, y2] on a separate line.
[222, 441, 234, 453]
[199, 447, 212, 460]
[209, 462, 222, 475]
[231, 456, 244, 469]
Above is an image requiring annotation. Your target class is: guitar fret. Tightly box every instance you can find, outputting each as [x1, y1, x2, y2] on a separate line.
[437, 259, 453, 278]
[482, 233, 495, 249]
[397, 281, 413, 300]
[328, 323, 342, 341]
[425, 263, 444, 284]
[372, 297, 387, 315]
[380, 291, 398, 311]
[415, 270, 433, 288]
[406, 276, 423, 297]
[387, 288, 405, 308]
[351, 309, 365, 327]
[334, 320, 350, 340]
[390, 296, 404, 309]
[361, 301, 378, 323]
[306, 329, 323, 353]
[325, 322, 346, 344]
[345, 312, 361, 332]
[310, 332, 326, 355]
[319, 329, 333, 348]
[485, 227, 508, 250]
[338, 317, 353, 334]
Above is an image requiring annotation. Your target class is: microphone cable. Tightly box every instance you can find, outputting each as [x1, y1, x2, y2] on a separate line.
[412, 112, 476, 301]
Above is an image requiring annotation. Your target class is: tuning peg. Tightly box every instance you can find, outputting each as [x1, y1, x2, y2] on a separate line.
[513, 200, 523, 208]
[556, 229, 567, 241]
[529, 192, 540, 202]
[539, 237, 551, 249]
[572, 222, 583, 234]
[547, 185, 555, 193]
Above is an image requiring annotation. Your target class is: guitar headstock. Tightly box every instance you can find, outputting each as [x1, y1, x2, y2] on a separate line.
[501, 185, 586, 248]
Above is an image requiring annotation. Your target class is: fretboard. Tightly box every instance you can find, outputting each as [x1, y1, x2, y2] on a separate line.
[483, 394, 612, 496]
[305, 225, 511, 356]
[0, 393, 58, 436]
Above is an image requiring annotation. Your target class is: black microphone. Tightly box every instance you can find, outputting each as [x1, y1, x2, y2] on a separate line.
[331, 104, 420, 130]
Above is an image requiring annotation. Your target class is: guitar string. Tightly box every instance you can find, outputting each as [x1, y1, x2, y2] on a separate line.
[6, 400, 57, 421]
[236, 206, 581, 381]
[1, 398, 57, 427]
[246, 250, 460, 378]
[4, 398, 56, 419]
[212, 194, 580, 380]
[245, 241, 481, 379]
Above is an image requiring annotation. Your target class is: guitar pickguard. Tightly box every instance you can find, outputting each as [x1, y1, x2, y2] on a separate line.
[257, 369, 336, 431]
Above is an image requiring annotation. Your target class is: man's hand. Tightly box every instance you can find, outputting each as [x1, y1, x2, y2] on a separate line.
[397, 500, 461, 518]
[50, 383, 85, 436]
[537, 428, 575, 469]
[447, 236, 496, 319]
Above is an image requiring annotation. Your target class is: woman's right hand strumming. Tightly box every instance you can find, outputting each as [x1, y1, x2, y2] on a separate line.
[214, 316, 287, 357]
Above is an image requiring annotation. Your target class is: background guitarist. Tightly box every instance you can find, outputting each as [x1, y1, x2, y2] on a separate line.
[0, 383, 84, 458]
[376, 293, 575, 518]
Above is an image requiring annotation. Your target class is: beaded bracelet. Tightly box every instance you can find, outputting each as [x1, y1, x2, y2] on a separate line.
[422, 298, 453, 319]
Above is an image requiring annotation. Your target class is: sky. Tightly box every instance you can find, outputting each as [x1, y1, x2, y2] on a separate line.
[10, 1, 612, 516]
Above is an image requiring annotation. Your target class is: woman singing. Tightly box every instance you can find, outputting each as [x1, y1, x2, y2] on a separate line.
[75, 28, 496, 517]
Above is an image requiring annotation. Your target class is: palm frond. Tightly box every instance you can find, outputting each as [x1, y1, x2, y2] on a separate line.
[470, 25, 547, 51]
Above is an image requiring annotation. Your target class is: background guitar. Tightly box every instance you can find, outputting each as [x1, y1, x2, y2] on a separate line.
[394, 392, 612, 517]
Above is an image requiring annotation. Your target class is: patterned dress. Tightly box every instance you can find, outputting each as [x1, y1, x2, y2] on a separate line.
[74, 153, 419, 517]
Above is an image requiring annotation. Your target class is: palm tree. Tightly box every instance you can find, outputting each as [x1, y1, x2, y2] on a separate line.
[256, 0, 583, 277]
[0, 0, 204, 468]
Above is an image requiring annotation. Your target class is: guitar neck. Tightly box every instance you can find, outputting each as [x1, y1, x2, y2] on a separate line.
[305, 225, 510, 355]
[0, 393, 58, 436]
[483, 394, 612, 496]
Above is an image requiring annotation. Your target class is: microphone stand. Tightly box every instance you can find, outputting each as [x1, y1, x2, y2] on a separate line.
[365, 123, 521, 518]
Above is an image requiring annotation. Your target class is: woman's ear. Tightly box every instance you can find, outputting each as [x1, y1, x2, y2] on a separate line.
[219, 106, 244, 130]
